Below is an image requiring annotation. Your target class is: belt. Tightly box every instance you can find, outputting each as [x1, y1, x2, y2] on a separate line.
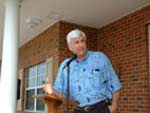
[75, 99, 110, 112]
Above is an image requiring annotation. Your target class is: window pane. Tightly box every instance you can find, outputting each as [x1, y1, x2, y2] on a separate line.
[27, 66, 36, 88]
[29, 66, 36, 76]
[27, 77, 36, 88]
[25, 90, 34, 110]
[37, 63, 46, 74]
[36, 88, 44, 111]
[37, 74, 46, 86]
[37, 63, 46, 86]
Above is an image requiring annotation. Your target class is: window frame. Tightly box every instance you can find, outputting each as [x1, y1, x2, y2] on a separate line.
[24, 62, 46, 112]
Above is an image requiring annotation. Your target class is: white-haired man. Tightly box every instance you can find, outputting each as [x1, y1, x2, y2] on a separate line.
[44, 29, 121, 113]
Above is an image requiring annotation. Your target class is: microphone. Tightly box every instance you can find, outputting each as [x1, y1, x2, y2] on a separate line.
[63, 54, 77, 69]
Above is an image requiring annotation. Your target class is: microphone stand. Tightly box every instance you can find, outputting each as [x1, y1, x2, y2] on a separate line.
[62, 55, 77, 113]
[65, 55, 77, 113]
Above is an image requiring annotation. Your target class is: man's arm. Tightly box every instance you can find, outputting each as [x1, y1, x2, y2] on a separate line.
[43, 78, 79, 106]
[109, 90, 120, 113]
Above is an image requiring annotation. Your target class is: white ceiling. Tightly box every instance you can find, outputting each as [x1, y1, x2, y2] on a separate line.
[0, 0, 150, 59]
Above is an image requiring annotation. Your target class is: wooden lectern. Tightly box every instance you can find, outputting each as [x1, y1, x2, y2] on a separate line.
[34, 94, 62, 113]
[34, 94, 78, 113]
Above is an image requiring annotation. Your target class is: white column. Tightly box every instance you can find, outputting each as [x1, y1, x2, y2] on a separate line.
[0, 0, 20, 113]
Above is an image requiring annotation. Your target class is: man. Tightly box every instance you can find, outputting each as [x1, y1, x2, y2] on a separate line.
[44, 29, 121, 113]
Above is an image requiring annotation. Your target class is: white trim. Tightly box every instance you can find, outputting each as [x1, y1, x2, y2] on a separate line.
[16, 69, 24, 111]
[148, 24, 150, 88]
[46, 56, 54, 83]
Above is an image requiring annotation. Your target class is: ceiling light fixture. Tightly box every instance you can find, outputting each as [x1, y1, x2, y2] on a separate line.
[26, 17, 42, 29]
[46, 11, 63, 20]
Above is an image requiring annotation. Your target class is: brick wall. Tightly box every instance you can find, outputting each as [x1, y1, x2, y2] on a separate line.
[19, 22, 60, 77]
[98, 6, 150, 113]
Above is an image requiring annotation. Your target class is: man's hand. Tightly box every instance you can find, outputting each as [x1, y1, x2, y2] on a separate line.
[43, 77, 53, 94]
[108, 90, 120, 113]
[108, 105, 117, 113]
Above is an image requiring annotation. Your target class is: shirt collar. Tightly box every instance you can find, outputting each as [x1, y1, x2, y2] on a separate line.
[76, 50, 89, 62]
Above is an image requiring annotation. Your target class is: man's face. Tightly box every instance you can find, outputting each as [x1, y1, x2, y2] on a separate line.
[68, 36, 87, 57]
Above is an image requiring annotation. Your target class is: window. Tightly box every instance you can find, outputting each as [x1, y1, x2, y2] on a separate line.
[25, 62, 46, 112]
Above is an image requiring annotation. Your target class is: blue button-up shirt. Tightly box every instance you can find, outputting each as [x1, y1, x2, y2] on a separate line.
[54, 51, 121, 107]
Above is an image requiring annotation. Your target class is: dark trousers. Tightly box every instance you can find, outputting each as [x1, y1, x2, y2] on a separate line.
[73, 104, 111, 113]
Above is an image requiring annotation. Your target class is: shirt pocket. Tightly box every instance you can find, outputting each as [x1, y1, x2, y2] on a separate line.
[92, 68, 108, 85]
